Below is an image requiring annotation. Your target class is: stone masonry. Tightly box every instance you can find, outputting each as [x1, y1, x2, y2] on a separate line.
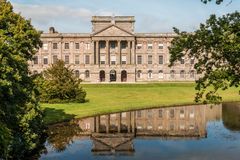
[29, 16, 198, 83]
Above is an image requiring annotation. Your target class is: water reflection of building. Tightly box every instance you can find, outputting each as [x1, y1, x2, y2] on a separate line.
[76, 104, 222, 153]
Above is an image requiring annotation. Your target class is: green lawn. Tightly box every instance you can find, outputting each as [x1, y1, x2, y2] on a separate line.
[42, 83, 240, 124]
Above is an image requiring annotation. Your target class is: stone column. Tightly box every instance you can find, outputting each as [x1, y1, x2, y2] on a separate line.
[96, 116, 100, 133]
[117, 40, 121, 65]
[49, 41, 52, 66]
[106, 40, 109, 65]
[117, 113, 121, 133]
[60, 38, 63, 60]
[96, 41, 99, 65]
[127, 41, 131, 65]
[127, 112, 131, 133]
[94, 116, 96, 132]
[131, 41, 136, 65]
[106, 115, 110, 133]
[131, 111, 136, 133]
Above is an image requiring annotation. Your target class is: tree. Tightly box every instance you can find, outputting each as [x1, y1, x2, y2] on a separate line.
[39, 60, 86, 103]
[0, 0, 45, 159]
[169, 10, 240, 103]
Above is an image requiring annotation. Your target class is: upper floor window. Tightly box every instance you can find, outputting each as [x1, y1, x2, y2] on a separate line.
[148, 55, 152, 64]
[111, 55, 116, 65]
[190, 57, 194, 64]
[121, 41, 127, 49]
[100, 55, 105, 64]
[159, 55, 163, 64]
[110, 42, 116, 49]
[43, 57, 48, 65]
[121, 55, 127, 64]
[43, 43, 48, 50]
[180, 57, 185, 64]
[147, 43, 153, 50]
[53, 55, 58, 64]
[64, 43, 69, 49]
[137, 55, 142, 64]
[85, 55, 90, 64]
[53, 43, 58, 49]
[33, 56, 38, 64]
[75, 55, 80, 64]
[137, 43, 142, 50]
[65, 55, 69, 64]
[75, 43, 80, 49]
[85, 43, 90, 50]
[99, 42, 106, 49]
[158, 43, 164, 49]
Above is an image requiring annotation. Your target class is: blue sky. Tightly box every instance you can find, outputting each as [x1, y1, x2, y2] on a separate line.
[9, 0, 240, 33]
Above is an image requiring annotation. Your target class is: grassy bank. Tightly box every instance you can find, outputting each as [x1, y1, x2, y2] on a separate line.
[42, 83, 240, 124]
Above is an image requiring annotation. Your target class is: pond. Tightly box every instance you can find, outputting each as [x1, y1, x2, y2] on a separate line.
[40, 102, 240, 160]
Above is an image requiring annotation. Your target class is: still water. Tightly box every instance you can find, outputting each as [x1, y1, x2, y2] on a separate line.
[40, 103, 240, 160]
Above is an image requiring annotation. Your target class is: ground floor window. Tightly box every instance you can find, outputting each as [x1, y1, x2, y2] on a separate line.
[99, 70, 105, 82]
[137, 70, 142, 78]
[75, 70, 80, 78]
[110, 70, 116, 82]
[121, 70, 127, 82]
[85, 70, 90, 78]
[148, 70, 153, 79]
[33, 70, 38, 75]
[190, 70, 195, 78]
[159, 70, 163, 79]
[170, 70, 175, 79]
[180, 70, 185, 78]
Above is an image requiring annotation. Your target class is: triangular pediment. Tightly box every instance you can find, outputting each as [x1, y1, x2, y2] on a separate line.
[93, 25, 134, 37]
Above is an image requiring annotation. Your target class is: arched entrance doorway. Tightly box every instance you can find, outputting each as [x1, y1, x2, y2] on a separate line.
[99, 70, 105, 82]
[110, 70, 116, 82]
[121, 70, 127, 82]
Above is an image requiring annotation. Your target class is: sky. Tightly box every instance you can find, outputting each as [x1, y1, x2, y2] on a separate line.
[9, 0, 240, 33]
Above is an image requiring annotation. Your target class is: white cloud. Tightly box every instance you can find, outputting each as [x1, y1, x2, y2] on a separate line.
[13, 3, 92, 23]
[11, 3, 116, 32]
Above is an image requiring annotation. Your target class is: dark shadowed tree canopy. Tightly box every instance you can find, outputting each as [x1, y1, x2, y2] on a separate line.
[169, 11, 240, 103]
[0, 0, 45, 159]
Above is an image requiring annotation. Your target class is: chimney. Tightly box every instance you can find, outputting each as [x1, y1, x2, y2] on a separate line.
[49, 27, 55, 33]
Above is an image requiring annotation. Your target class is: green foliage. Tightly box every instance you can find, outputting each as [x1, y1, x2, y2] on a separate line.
[0, 0, 46, 159]
[47, 122, 81, 152]
[169, 12, 240, 103]
[38, 60, 86, 103]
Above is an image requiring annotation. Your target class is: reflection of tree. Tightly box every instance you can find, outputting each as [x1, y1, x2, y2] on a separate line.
[47, 122, 82, 152]
[222, 103, 240, 131]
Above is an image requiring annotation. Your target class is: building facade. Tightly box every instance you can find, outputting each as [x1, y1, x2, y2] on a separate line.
[29, 16, 198, 82]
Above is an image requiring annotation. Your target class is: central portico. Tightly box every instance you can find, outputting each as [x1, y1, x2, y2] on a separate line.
[91, 16, 136, 82]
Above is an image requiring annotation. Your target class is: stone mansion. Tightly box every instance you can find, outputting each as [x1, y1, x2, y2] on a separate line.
[30, 16, 198, 82]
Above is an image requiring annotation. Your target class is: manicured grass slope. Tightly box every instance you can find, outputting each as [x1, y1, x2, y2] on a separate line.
[42, 83, 240, 124]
